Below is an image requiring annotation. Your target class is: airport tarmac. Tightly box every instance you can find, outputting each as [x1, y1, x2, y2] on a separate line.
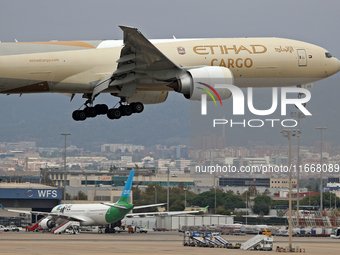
[0, 230, 339, 255]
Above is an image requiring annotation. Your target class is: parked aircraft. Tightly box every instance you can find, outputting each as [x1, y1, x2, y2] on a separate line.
[0, 170, 208, 234]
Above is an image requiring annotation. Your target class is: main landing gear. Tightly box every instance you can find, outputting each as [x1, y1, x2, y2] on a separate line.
[72, 102, 144, 121]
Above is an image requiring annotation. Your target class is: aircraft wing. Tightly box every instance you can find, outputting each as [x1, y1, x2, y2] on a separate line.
[92, 25, 183, 100]
[1, 205, 49, 216]
[118, 25, 181, 71]
[0, 204, 86, 222]
[126, 206, 209, 217]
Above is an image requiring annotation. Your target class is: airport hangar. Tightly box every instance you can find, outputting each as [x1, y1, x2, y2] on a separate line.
[0, 183, 62, 226]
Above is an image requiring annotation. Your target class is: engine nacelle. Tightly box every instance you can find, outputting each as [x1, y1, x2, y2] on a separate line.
[127, 91, 168, 104]
[172, 66, 234, 101]
[39, 218, 56, 229]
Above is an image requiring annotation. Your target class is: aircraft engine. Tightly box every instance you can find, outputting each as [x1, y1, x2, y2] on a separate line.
[127, 91, 168, 104]
[170, 66, 234, 101]
[39, 219, 56, 229]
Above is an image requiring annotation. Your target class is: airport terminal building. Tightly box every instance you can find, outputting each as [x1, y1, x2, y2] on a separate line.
[0, 183, 62, 226]
[40, 168, 195, 187]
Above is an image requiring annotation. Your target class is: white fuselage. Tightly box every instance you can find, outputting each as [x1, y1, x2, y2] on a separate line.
[51, 204, 110, 226]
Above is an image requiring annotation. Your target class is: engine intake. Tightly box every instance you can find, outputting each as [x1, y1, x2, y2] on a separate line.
[171, 66, 234, 101]
[40, 219, 56, 229]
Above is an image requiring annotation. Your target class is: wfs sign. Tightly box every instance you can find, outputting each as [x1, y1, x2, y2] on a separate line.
[0, 189, 62, 199]
[24, 189, 60, 198]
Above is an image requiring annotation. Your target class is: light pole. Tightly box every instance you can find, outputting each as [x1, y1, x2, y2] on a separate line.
[281, 129, 298, 252]
[245, 189, 248, 225]
[316, 127, 327, 211]
[183, 187, 187, 209]
[214, 173, 217, 213]
[61, 133, 71, 201]
[153, 186, 157, 204]
[214, 186, 217, 214]
[167, 168, 169, 212]
[291, 112, 305, 214]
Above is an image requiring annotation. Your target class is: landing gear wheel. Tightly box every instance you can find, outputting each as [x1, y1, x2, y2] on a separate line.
[95, 104, 108, 115]
[72, 110, 79, 121]
[77, 110, 87, 121]
[131, 102, 144, 113]
[84, 107, 97, 118]
[72, 110, 87, 121]
[119, 105, 133, 116]
[107, 108, 122, 120]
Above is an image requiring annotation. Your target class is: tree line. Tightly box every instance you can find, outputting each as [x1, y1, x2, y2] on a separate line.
[132, 184, 340, 215]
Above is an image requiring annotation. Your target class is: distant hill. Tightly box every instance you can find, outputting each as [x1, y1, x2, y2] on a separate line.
[0, 92, 190, 149]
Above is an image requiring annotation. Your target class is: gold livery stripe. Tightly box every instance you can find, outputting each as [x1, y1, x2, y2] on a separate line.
[3, 81, 49, 93]
[18, 41, 96, 48]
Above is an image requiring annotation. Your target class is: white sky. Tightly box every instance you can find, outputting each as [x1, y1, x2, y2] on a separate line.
[0, 0, 339, 56]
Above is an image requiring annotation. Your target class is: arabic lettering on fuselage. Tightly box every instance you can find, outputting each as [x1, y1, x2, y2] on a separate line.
[275, 46, 294, 53]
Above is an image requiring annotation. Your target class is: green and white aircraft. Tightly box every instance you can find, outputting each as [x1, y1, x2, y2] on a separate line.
[1, 170, 208, 233]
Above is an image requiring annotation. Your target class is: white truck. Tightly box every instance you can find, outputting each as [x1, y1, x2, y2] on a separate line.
[331, 228, 340, 239]
[0, 225, 9, 232]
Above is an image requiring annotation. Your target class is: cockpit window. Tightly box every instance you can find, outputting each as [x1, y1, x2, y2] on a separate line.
[325, 52, 332, 58]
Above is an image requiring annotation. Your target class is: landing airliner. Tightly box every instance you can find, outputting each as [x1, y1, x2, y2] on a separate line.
[0, 26, 339, 121]
[1, 170, 208, 234]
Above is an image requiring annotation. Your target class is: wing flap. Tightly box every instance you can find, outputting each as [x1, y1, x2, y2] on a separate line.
[117, 53, 143, 63]
[110, 73, 146, 86]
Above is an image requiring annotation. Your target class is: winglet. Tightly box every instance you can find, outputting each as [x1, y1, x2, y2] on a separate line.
[0, 204, 5, 210]
[202, 206, 209, 211]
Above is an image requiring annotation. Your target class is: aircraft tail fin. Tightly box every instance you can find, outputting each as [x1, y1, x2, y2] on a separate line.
[117, 170, 134, 204]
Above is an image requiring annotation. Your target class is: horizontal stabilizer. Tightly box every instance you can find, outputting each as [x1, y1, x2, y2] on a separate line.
[134, 203, 165, 210]
[101, 203, 127, 210]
